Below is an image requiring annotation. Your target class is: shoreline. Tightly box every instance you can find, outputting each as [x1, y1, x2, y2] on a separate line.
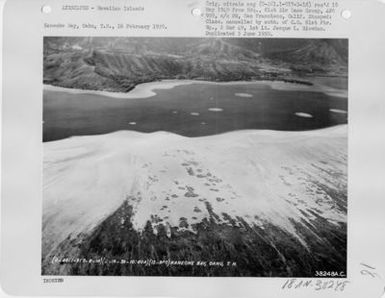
[44, 124, 348, 144]
[43, 77, 348, 99]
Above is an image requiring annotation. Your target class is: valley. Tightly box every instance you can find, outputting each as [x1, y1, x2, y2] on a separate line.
[43, 37, 348, 93]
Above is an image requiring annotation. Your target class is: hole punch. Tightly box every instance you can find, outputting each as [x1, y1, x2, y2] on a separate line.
[41, 5, 52, 14]
[341, 10, 352, 20]
[191, 8, 202, 17]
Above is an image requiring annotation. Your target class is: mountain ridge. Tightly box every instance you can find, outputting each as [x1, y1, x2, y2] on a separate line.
[44, 37, 348, 93]
[42, 125, 347, 276]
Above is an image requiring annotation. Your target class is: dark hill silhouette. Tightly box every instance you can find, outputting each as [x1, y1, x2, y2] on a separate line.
[44, 37, 348, 92]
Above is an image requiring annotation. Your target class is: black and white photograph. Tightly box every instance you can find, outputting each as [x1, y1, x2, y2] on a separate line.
[42, 37, 348, 277]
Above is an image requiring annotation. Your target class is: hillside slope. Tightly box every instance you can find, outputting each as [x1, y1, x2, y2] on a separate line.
[43, 38, 348, 92]
[42, 126, 347, 276]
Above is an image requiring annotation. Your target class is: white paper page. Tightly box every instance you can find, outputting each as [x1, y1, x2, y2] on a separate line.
[1, 0, 385, 297]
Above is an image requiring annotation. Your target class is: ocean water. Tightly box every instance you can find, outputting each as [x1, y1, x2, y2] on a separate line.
[43, 81, 348, 142]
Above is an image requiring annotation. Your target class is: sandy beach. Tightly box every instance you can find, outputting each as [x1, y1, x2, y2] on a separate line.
[44, 77, 348, 100]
